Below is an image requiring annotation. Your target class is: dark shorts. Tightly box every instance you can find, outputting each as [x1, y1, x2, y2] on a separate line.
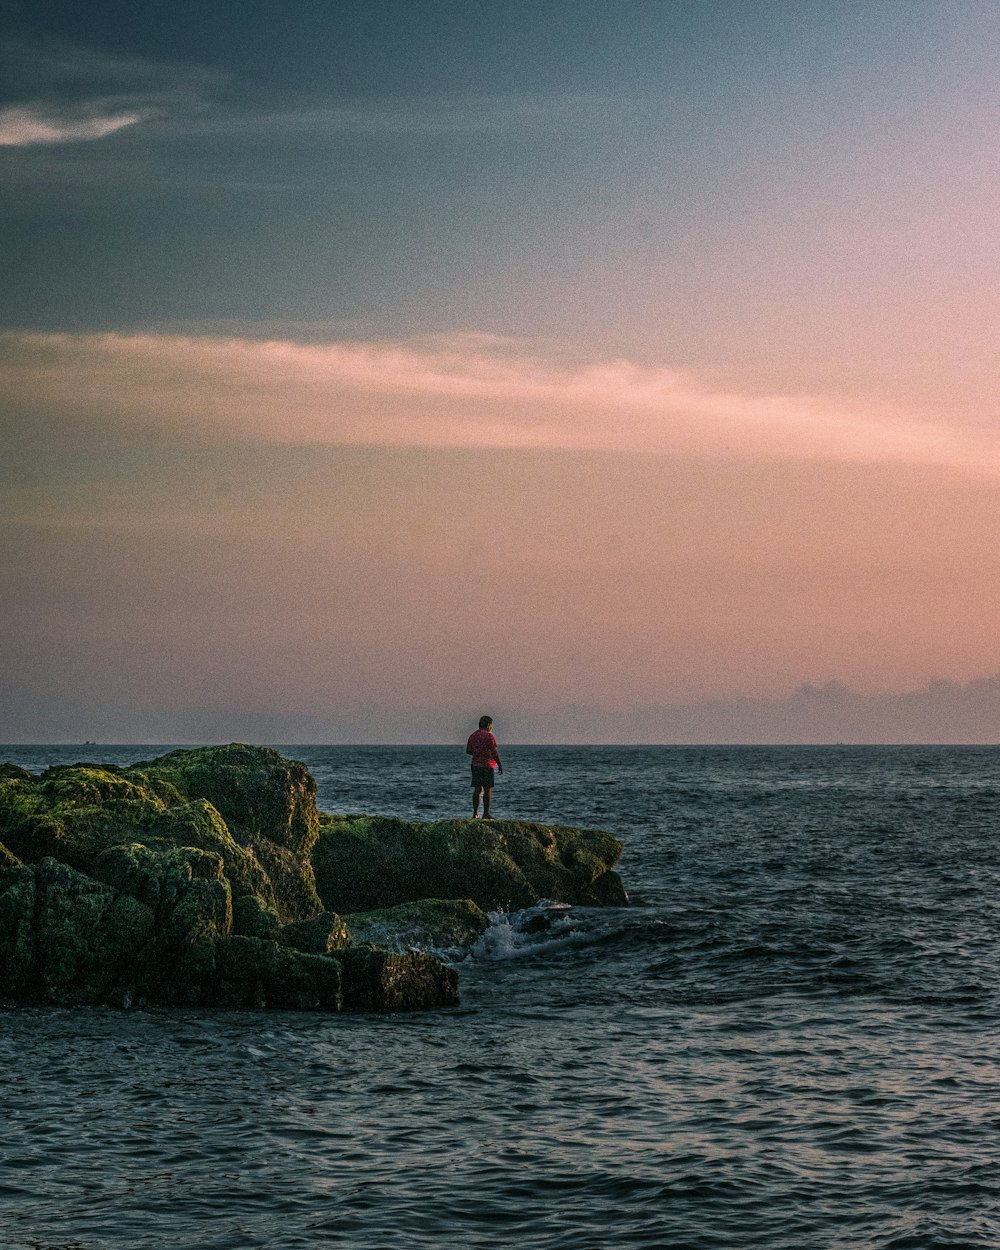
[471, 765, 496, 789]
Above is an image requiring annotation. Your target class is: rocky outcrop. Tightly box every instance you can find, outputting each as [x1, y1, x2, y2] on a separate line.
[0, 857, 153, 1005]
[313, 814, 627, 914]
[131, 745, 322, 922]
[0, 745, 626, 1013]
[344, 898, 492, 952]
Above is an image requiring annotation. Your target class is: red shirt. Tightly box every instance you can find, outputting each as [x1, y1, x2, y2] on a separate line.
[466, 729, 498, 769]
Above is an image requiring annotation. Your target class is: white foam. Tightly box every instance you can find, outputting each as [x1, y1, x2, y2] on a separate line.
[466, 901, 597, 962]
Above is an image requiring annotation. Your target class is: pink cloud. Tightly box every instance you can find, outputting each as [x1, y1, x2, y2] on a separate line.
[4, 329, 999, 475]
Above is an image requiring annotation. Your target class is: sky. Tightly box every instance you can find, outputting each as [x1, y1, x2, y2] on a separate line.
[3, 0, 1000, 743]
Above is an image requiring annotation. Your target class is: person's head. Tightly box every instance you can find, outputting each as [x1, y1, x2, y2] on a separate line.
[478, 715, 493, 730]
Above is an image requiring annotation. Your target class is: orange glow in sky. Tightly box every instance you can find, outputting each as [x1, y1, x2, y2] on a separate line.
[3, 4, 1000, 740]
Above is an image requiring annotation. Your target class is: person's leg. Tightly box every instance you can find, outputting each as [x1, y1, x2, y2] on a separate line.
[482, 782, 493, 818]
[472, 784, 483, 817]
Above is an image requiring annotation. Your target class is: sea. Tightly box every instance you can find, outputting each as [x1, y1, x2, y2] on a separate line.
[1, 744, 999, 1250]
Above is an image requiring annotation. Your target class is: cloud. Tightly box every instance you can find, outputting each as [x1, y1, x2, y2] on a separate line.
[0, 103, 149, 146]
[505, 674, 1000, 744]
[0, 38, 222, 147]
[3, 329, 999, 476]
[0, 35, 632, 150]
[199, 91, 646, 139]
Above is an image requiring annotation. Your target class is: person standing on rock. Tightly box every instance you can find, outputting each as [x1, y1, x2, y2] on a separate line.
[466, 715, 503, 818]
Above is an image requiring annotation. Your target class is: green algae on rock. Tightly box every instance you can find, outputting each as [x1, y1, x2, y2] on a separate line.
[128, 745, 323, 922]
[0, 840, 21, 872]
[344, 898, 492, 953]
[313, 814, 627, 915]
[0, 749, 316, 924]
[337, 945, 459, 1012]
[152, 800, 278, 916]
[279, 910, 352, 955]
[214, 935, 345, 1010]
[0, 766, 165, 870]
[0, 745, 626, 1013]
[0, 746, 459, 1012]
[0, 850, 456, 1011]
[0, 857, 154, 1005]
[129, 744, 318, 856]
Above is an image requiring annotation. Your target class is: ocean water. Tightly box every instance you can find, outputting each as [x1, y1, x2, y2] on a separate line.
[2, 744, 999, 1250]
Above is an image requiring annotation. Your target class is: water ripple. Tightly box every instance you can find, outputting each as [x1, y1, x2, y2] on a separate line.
[2, 746, 1000, 1248]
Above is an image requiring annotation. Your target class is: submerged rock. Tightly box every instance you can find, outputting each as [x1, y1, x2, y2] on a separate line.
[0, 745, 627, 1013]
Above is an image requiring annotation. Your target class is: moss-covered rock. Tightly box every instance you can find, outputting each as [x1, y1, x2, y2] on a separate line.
[0, 840, 22, 873]
[0, 856, 21, 898]
[0, 767, 167, 869]
[130, 744, 318, 857]
[94, 840, 221, 904]
[279, 910, 351, 955]
[90, 841, 234, 1005]
[93, 842, 232, 941]
[0, 748, 319, 924]
[0, 847, 347, 1010]
[0, 745, 629, 1013]
[0, 857, 154, 1004]
[129, 747, 323, 923]
[0, 764, 33, 782]
[313, 815, 627, 914]
[152, 800, 278, 914]
[344, 898, 491, 952]
[337, 946, 460, 1012]
[249, 838, 321, 924]
[215, 936, 343, 1010]
[232, 893, 282, 941]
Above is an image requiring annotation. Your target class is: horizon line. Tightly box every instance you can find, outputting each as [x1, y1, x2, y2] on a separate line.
[3, 740, 998, 750]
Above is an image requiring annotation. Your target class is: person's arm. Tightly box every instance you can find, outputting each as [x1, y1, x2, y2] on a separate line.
[491, 735, 503, 774]
[466, 736, 473, 756]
